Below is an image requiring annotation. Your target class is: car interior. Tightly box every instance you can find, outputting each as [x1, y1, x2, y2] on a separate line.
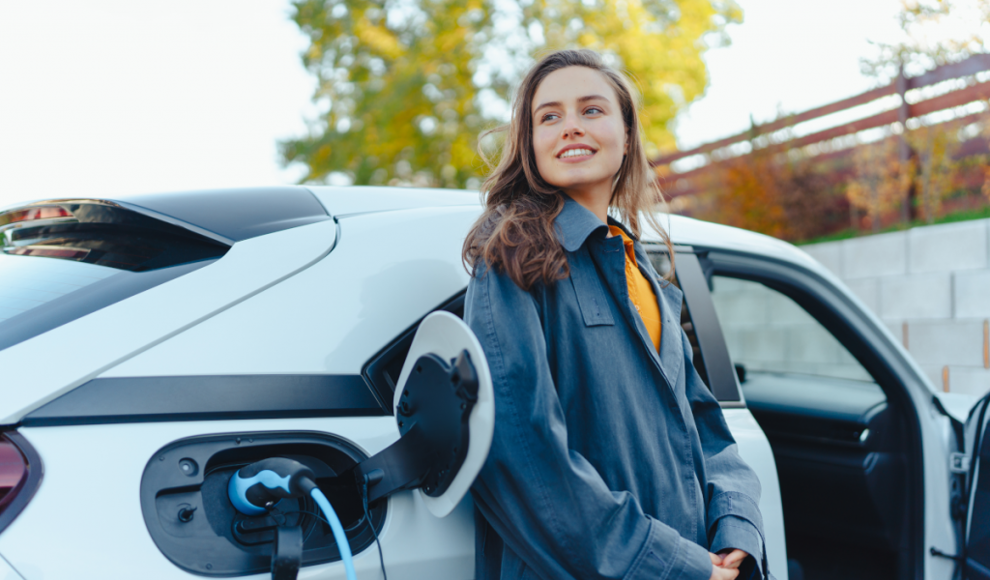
[704, 272, 917, 580]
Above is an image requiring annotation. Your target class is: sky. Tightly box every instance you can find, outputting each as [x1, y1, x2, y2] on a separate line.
[0, 0, 913, 209]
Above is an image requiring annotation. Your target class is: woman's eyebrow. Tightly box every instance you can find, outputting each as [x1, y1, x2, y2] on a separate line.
[533, 94, 610, 115]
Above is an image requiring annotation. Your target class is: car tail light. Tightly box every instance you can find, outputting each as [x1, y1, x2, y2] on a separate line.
[0, 432, 41, 533]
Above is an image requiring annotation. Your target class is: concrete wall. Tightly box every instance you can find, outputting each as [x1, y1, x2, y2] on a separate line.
[801, 219, 990, 396]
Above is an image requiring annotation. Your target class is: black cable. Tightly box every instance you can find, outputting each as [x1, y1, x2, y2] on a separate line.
[361, 476, 388, 580]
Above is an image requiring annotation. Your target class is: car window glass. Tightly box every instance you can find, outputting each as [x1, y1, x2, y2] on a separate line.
[710, 275, 873, 382]
[0, 253, 118, 322]
[0, 201, 230, 351]
[0, 253, 215, 352]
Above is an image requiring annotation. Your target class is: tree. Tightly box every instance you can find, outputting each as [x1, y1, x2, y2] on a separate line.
[281, 0, 742, 188]
[845, 137, 914, 232]
[708, 141, 836, 241]
[905, 122, 960, 223]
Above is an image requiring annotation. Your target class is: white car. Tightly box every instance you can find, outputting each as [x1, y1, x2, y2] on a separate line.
[0, 186, 985, 580]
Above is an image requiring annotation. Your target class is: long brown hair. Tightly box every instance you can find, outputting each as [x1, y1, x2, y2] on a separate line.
[462, 49, 676, 290]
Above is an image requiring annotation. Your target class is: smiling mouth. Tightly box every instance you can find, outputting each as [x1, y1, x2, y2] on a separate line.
[558, 148, 596, 159]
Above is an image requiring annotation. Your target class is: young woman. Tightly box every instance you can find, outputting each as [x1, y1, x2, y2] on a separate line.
[462, 50, 768, 580]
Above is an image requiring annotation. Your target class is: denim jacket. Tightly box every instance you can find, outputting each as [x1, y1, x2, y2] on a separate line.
[465, 196, 767, 580]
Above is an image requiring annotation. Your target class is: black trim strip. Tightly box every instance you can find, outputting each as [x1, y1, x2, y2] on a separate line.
[113, 187, 331, 242]
[675, 251, 743, 403]
[23, 374, 387, 427]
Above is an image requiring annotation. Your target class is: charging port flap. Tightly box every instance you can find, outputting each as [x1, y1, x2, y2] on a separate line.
[346, 311, 494, 517]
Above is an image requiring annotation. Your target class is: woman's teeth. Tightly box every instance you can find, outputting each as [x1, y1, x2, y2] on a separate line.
[559, 149, 594, 158]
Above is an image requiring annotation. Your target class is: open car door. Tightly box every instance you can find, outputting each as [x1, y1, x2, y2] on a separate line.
[960, 392, 990, 578]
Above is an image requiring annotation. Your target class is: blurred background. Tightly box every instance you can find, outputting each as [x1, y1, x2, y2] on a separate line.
[2, 0, 989, 393]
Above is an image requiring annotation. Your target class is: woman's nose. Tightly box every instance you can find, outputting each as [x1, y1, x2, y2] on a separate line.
[562, 117, 585, 138]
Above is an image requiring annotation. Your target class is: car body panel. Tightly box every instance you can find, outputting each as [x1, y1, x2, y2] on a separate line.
[0, 553, 24, 580]
[307, 186, 479, 217]
[0, 419, 475, 580]
[722, 408, 787, 579]
[0, 220, 338, 423]
[102, 206, 475, 378]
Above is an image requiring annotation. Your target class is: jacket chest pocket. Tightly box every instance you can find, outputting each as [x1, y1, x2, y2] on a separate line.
[568, 251, 614, 327]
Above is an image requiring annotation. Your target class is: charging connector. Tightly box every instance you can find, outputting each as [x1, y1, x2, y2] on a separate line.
[228, 458, 357, 580]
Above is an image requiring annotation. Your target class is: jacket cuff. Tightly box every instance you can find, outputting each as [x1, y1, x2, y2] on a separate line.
[624, 519, 712, 580]
[706, 491, 763, 534]
[710, 515, 764, 577]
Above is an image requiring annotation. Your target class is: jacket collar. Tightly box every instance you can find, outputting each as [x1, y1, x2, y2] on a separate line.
[555, 194, 613, 252]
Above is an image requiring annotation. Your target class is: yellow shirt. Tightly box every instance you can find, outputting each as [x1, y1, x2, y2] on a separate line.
[608, 226, 662, 350]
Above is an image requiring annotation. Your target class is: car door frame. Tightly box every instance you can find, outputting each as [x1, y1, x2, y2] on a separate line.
[670, 248, 745, 406]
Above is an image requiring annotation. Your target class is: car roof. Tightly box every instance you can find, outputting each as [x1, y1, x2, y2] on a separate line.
[308, 185, 825, 274]
[1, 187, 332, 244]
[4, 185, 824, 277]
[307, 185, 480, 217]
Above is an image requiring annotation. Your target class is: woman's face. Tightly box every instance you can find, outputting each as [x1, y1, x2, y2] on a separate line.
[531, 66, 627, 203]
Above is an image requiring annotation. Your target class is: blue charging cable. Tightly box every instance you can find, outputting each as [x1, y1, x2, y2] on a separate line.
[228, 458, 357, 580]
[311, 486, 356, 580]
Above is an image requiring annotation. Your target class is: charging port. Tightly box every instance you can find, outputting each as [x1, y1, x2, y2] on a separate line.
[141, 312, 495, 578]
[140, 431, 385, 577]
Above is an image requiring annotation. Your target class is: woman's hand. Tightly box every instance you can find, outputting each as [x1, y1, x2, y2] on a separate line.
[708, 552, 738, 580]
[717, 549, 749, 569]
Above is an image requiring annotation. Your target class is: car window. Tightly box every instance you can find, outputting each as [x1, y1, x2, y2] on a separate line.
[0, 201, 228, 351]
[709, 275, 873, 382]
[0, 253, 118, 322]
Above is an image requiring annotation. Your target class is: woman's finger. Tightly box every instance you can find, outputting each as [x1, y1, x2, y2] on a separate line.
[719, 549, 748, 569]
[709, 552, 724, 566]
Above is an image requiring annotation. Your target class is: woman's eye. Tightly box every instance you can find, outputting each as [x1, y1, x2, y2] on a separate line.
[541, 113, 559, 122]
[585, 107, 603, 115]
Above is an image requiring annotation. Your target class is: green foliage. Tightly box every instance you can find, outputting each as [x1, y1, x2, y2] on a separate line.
[797, 203, 990, 246]
[281, 0, 741, 187]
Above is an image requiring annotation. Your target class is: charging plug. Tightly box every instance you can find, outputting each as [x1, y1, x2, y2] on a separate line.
[228, 457, 357, 580]
[228, 458, 317, 516]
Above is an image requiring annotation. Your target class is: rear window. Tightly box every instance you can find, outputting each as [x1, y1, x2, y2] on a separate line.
[0, 254, 117, 322]
[0, 201, 229, 350]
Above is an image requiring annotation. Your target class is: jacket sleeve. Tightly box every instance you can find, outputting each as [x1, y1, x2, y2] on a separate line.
[465, 265, 714, 580]
[680, 327, 767, 578]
